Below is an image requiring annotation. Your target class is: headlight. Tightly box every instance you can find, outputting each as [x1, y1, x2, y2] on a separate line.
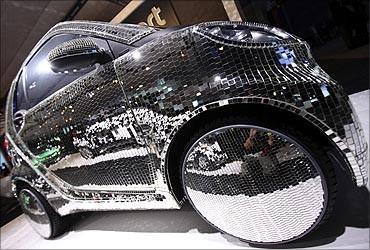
[196, 22, 293, 43]
[204, 24, 252, 42]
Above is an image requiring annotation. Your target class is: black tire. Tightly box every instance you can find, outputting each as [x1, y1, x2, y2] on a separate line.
[17, 185, 67, 239]
[180, 114, 337, 244]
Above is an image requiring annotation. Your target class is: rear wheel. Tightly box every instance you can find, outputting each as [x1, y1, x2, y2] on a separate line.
[18, 185, 67, 239]
[181, 115, 337, 244]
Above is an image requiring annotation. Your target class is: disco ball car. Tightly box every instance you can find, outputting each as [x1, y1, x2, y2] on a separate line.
[5, 21, 368, 244]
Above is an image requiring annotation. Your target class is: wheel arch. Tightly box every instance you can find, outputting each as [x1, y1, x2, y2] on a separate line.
[164, 99, 352, 202]
[12, 177, 35, 197]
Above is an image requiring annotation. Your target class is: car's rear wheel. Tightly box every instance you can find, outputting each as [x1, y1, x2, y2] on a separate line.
[181, 114, 337, 244]
[17, 185, 66, 239]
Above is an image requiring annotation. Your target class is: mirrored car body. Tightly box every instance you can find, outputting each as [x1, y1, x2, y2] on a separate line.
[5, 21, 368, 243]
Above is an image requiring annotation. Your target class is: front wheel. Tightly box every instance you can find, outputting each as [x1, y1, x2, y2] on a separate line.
[18, 185, 67, 239]
[79, 147, 94, 159]
[181, 115, 337, 244]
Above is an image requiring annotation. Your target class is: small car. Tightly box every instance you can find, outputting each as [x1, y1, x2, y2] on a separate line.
[5, 20, 368, 244]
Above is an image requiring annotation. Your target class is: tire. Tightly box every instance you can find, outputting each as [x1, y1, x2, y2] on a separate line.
[17, 185, 67, 239]
[180, 114, 337, 244]
[79, 147, 94, 159]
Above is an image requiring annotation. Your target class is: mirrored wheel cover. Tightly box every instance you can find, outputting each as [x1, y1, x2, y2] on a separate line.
[182, 125, 328, 244]
[19, 189, 52, 238]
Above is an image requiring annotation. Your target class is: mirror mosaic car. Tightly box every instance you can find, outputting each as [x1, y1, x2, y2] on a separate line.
[5, 20, 368, 244]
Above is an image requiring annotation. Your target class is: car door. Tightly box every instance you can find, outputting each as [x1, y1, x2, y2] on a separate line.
[15, 33, 156, 196]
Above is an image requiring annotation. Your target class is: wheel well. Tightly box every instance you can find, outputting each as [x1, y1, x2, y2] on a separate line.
[165, 103, 348, 202]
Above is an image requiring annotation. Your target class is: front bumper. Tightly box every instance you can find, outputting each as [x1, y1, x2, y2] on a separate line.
[341, 100, 368, 186]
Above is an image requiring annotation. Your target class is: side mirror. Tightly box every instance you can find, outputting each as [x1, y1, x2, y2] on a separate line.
[47, 38, 112, 72]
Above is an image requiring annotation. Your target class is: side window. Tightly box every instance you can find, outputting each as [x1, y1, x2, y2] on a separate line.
[22, 34, 113, 110]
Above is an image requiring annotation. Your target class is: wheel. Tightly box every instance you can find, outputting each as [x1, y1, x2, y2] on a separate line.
[79, 147, 94, 159]
[17, 185, 66, 239]
[181, 114, 337, 244]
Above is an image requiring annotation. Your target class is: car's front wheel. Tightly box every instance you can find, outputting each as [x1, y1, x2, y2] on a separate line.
[17, 185, 66, 239]
[181, 114, 337, 244]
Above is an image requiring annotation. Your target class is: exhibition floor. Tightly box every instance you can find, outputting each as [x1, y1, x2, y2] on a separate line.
[1, 90, 369, 249]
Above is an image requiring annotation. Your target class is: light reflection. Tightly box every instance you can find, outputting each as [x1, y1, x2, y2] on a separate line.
[38, 59, 51, 74]
[132, 51, 141, 60]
